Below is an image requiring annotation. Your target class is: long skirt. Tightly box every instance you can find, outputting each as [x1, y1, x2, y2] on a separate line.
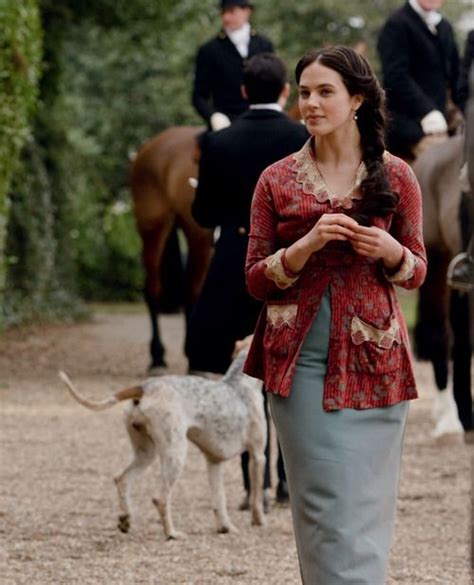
[269, 291, 409, 585]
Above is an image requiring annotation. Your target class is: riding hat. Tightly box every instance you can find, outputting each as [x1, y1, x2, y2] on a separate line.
[220, 0, 254, 9]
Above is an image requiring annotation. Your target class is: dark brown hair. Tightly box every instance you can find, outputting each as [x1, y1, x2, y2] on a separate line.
[295, 46, 399, 224]
[243, 53, 287, 104]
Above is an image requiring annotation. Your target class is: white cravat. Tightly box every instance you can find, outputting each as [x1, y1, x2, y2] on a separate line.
[226, 22, 251, 58]
[409, 0, 442, 34]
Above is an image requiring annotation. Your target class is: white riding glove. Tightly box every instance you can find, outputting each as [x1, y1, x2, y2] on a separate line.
[210, 112, 231, 131]
[420, 110, 448, 134]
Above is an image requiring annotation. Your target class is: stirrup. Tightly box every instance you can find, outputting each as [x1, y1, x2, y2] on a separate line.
[447, 252, 473, 293]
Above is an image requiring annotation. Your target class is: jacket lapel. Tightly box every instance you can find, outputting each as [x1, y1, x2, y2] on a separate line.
[219, 33, 244, 63]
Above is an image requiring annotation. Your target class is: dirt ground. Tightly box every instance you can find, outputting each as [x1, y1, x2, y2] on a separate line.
[0, 307, 472, 585]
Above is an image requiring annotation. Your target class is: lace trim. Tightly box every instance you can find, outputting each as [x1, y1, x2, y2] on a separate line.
[264, 249, 299, 289]
[384, 248, 417, 284]
[267, 304, 298, 328]
[291, 140, 366, 209]
[351, 315, 401, 349]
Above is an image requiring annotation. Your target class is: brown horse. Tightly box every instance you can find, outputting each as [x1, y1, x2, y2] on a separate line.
[130, 126, 213, 369]
[130, 105, 304, 370]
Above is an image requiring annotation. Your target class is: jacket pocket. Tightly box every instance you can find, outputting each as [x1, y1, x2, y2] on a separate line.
[264, 303, 298, 357]
[347, 314, 402, 374]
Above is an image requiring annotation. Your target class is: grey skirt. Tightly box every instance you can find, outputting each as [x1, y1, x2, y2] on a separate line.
[269, 291, 409, 585]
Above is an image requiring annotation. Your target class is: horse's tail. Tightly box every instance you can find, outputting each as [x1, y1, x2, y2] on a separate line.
[58, 371, 143, 411]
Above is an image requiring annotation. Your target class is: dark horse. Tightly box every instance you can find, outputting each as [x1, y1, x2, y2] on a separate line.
[412, 88, 473, 435]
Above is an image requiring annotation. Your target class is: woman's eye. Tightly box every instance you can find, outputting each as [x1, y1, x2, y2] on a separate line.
[320, 89, 332, 96]
[299, 90, 310, 98]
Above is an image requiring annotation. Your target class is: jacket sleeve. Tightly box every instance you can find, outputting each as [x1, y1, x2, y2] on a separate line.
[383, 163, 427, 289]
[246, 172, 300, 301]
[377, 19, 436, 119]
[192, 46, 215, 123]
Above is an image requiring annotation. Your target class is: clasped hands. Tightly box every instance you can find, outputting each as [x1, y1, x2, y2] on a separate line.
[303, 213, 403, 270]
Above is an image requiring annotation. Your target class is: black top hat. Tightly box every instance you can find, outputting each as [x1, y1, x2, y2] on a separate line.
[220, 0, 254, 9]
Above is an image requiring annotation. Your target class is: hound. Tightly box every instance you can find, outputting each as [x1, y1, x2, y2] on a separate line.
[58, 345, 266, 540]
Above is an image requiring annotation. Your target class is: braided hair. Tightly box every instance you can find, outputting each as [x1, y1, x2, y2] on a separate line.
[295, 46, 399, 225]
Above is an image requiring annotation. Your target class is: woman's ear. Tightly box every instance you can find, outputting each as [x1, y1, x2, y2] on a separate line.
[353, 94, 364, 110]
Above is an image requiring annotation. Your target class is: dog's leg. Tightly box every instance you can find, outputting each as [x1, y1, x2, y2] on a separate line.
[206, 459, 238, 534]
[152, 432, 187, 540]
[248, 398, 267, 527]
[248, 448, 266, 526]
[114, 423, 156, 533]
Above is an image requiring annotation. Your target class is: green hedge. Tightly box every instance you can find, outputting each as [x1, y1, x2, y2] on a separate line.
[0, 1, 42, 325]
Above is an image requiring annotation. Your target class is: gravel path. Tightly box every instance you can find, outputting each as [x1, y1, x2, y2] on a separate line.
[0, 308, 471, 584]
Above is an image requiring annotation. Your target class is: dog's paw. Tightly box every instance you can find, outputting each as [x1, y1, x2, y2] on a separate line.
[166, 530, 185, 541]
[251, 509, 265, 527]
[118, 514, 130, 533]
[217, 522, 239, 534]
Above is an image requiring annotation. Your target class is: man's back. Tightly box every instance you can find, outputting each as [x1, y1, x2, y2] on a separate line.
[192, 109, 308, 229]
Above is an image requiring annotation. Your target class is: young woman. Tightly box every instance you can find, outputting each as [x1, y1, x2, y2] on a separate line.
[244, 46, 427, 584]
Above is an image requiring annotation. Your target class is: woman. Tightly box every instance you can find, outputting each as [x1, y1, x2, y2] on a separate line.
[244, 47, 427, 584]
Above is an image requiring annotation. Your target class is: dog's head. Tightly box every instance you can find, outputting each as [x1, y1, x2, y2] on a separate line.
[233, 334, 253, 358]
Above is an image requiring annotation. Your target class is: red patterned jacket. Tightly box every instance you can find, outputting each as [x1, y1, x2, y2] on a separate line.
[244, 140, 427, 410]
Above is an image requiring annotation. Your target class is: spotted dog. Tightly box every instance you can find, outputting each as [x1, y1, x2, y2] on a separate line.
[58, 343, 266, 540]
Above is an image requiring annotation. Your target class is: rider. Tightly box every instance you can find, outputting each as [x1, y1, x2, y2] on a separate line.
[192, 0, 273, 131]
[377, 0, 460, 161]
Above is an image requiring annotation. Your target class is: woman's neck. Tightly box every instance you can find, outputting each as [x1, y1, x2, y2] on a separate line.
[313, 125, 362, 167]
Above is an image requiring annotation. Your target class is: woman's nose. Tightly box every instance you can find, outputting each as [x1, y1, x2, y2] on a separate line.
[307, 92, 320, 108]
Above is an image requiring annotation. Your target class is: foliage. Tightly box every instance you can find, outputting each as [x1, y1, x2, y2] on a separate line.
[2, 0, 471, 324]
[0, 0, 42, 325]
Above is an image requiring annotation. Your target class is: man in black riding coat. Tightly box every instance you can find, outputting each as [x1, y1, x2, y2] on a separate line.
[377, 0, 460, 160]
[192, 0, 273, 131]
[186, 53, 308, 509]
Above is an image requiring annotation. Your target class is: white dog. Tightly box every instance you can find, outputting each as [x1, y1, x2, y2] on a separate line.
[59, 343, 266, 540]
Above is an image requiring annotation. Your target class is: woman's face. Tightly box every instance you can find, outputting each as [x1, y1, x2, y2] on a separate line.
[298, 61, 362, 137]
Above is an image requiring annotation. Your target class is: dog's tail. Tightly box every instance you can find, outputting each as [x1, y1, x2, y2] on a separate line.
[58, 371, 144, 411]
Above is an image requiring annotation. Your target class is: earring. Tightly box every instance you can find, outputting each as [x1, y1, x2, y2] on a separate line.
[354, 110, 358, 121]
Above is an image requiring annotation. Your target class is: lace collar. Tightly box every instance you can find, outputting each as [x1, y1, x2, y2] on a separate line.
[291, 139, 367, 209]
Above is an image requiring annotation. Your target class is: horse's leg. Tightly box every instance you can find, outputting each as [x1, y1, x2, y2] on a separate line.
[415, 246, 450, 389]
[179, 221, 213, 332]
[450, 289, 473, 431]
[416, 247, 464, 436]
[158, 227, 185, 314]
[141, 219, 175, 370]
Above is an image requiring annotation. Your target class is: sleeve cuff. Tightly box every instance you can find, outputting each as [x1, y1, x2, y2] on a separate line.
[384, 247, 416, 284]
[264, 248, 300, 289]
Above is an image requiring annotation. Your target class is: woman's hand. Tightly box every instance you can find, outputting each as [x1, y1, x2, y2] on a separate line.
[349, 225, 404, 269]
[285, 213, 358, 274]
[302, 213, 359, 253]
